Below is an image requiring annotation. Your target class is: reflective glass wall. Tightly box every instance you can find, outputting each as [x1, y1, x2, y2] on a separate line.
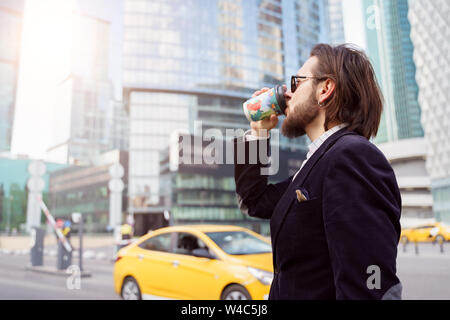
[0, 1, 24, 152]
[327, 0, 345, 45]
[363, 0, 424, 144]
[124, 0, 329, 213]
[123, 0, 288, 92]
[432, 181, 450, 224]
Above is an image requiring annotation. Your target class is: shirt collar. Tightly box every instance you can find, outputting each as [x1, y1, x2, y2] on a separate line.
[306, 123, 349, 160]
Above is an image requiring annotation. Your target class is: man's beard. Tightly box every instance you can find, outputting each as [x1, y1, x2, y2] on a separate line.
[281, 91, 319, 138]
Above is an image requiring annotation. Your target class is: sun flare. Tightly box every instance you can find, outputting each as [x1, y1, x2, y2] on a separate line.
[11, 0, 77, 158]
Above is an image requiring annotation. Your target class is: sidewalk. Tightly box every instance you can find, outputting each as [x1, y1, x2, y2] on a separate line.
[0, 234, 139, 262]
[0, 234, 115, 250]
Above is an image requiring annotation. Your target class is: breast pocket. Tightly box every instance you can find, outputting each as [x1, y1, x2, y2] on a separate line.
[283, 197, 324, 249]
[287, 197, 322, 225]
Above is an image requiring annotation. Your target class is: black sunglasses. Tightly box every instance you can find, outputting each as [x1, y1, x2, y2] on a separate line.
[291, 75, 327, 93]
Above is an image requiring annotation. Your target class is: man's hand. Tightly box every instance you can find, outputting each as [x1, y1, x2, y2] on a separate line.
[249, 87, 279, 137]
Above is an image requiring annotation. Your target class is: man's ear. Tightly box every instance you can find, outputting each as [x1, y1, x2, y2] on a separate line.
[317, 79, 336, 105]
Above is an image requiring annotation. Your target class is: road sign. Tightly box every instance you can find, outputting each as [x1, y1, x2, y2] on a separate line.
[27, 177, 45, 193]
[109, 163, 124, 178]
[28, 161, 46, 176]
[108, 179, 124, 193]
[72, 212, 82, 224]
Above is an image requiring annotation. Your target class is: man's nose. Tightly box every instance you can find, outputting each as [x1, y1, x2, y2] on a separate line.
[282, 84, 293, 100]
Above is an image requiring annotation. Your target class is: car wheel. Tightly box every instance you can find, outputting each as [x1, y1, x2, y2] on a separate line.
[400, 235, 409, 244]
[221, 284, 251, 300]
[435, 235, 445, 244]
[121, 277, 142, 300]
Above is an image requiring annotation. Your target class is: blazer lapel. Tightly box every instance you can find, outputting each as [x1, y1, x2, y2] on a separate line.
[270, 128, 357, 252]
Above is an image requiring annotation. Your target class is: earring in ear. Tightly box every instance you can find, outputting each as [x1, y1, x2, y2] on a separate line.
[318, 101, 324, 107]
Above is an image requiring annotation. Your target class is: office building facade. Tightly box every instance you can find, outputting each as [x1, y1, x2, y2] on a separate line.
[123, 0, 329, 225]
[0, 0, 24, 153]
[157, 133, 306, 236]
[326, 0, 345, 45]
[409, 0, 450, 224]
[48, 150, 128, 233]
[363, 0, 423, 144]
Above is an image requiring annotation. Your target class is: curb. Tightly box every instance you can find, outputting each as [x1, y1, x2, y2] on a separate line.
[0, 248, 112, 261]
[25, 265, 92, 278]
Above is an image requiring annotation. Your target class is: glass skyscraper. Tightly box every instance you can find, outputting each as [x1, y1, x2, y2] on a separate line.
[363, 0, 423, 144]
[0, 0, 24, 153]
[362, 0, 432, 227]
[123, 0, 328, 221]
[326, 0, 345, 45]
[409, 0, 450, 224]
[47, 6, 128, 165]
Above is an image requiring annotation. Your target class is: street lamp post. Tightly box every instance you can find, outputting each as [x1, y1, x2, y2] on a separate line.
[79, 215, 83, 272]
[72, 212, 83, 272]
[6, 195, 13, 235]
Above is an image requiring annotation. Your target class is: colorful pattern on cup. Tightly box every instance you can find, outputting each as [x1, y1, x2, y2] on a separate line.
[243, 88, 283, 122]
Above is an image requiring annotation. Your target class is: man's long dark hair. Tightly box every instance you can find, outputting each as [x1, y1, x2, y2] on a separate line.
[310, 44, 383, 139]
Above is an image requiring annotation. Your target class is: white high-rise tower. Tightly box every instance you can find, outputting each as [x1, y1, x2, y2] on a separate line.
[409, 0, 450, 224]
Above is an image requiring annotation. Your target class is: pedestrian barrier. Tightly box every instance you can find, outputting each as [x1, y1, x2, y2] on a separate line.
[39, 197, 72, 253]
[401, 237, 446, 255]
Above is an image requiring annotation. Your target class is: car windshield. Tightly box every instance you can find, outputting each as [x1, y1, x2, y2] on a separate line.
[205, 231, 271, 255]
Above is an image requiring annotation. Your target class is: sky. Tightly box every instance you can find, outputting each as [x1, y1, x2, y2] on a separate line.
[11, 0, 366, 160]
[342, 0, 367, 50]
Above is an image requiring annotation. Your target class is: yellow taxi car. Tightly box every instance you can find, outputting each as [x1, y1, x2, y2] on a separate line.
[400, 222, 450, 243]
[113, 225, 273, 300]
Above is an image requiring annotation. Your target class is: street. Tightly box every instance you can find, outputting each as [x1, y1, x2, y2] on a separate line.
[397, 242, 450, 299]
[0, 243, 449, 300]
[0, 253, 118, 300]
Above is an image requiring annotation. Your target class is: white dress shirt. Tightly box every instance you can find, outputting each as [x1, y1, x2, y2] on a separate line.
[291, 123, 348, 181]
[243, 122, 348, 181]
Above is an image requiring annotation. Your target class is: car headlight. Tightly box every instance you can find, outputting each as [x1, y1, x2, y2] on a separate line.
[247, 267, 273, 286]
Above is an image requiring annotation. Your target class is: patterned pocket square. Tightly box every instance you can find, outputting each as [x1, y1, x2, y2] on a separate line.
[295, 189, 308, 203]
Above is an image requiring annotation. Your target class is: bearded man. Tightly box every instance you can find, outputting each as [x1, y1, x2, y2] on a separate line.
[234, 44, 402, 300]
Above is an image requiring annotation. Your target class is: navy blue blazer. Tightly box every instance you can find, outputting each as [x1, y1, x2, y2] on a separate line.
[234, 128, 402, 300]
